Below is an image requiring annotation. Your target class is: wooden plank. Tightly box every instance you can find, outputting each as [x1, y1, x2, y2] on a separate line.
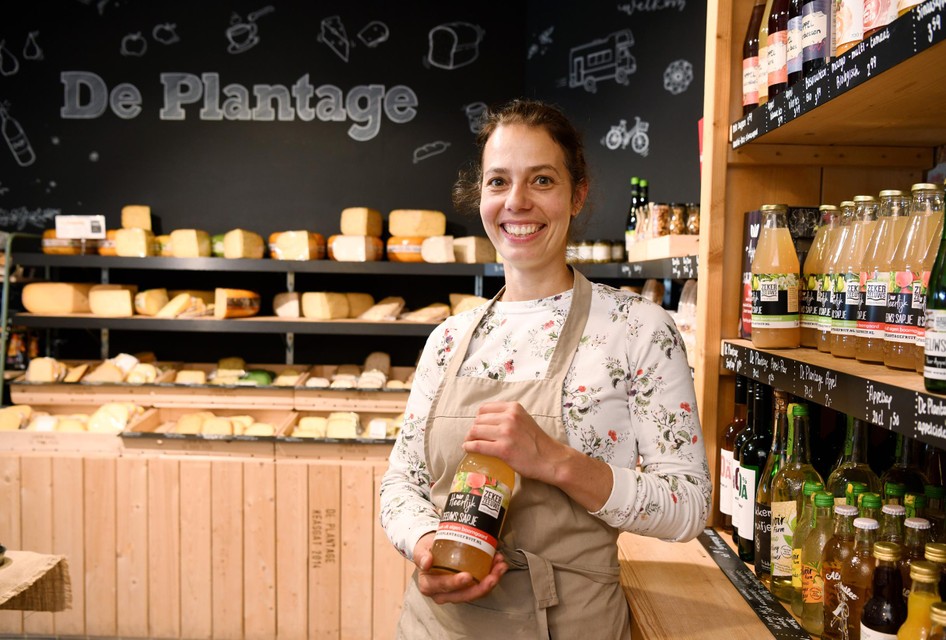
[212, 459, 244, 640]
[148, 457, 181, 639]
[115, 456, 149, 638]
[729, 143, 933, 168]
[0, 455, 23, 633]
[180, 459, 213, 640]
[308, 463, 341, 639]
[822, 165, 926, 205]
[243, 459, 277, 640]
[372, 461, 406, 640]
[51, 455, 85, 635]
[84, 456, 117, 636]
[275, 461, 308, 639]
[340, 464, 374, 640]
[20, 455, 54, 635]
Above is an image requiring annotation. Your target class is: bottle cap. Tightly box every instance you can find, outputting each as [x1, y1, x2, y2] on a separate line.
[910, 560, 940, 581]
[631, 176, 639, 185]
[860, 493, 882, 509]
[853, 194, 877, 202]
[925, 542, 946, 563]
[818, 204, 838, 211]
[905, 517, 931, 530]
[912, 182, 942, 192]
[873, 541, 902, 561]
[882, 504, 906, 516]
[931, 602, 946, 626]
[854, 517, 879, 530]
[814, 492, 835, 508]
[879, 189, 904, 197]
[835, 504, 858, 517]
[840, 200, 855, 209]
[791, 404, 808, 417]
[803, 481, 825, 496]
[886, 482, 907, 497]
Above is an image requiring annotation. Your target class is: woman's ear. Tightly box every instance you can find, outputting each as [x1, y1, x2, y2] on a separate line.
[572, 180, 589, 216]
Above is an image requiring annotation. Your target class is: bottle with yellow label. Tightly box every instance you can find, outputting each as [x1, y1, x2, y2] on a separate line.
[801, 491, 836, 636]
[751, 204, 801, 349]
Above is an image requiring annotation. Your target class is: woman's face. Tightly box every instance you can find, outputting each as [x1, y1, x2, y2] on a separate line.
[479, 123, 585, 272]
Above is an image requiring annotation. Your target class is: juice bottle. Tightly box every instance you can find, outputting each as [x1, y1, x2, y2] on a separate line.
[929, 601, 946, 640]
[816, 205, 842, 352]
[758, 0, 775, 106]
[793, 480, 826, 615]
[898, 560, 942, 639]
[767, 0, 790, 98]
[886, 184, 945, 370]
[833, 195, 879, 358]
[916, 193, 946, 373]
[822, 504, 859, 639]
[824, 201, 855, 352]
[755, 388, 790, 584]
[751, 204, 801, 349]
[801, 491, 836, 636]
[803, 206, 837, 347]
[720, 375, 749, 533]
[861, 541, 907, 637]
[924, 543, 946, 599]
[858, 190, 910, 363]
[430, 452, 516, 582]
[742, 0, 767, 115]
[839, 516, 879, 640]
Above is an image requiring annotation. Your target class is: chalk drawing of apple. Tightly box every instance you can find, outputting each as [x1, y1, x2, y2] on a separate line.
[152, 23, 180, 45]
[121, 32, 147, 56]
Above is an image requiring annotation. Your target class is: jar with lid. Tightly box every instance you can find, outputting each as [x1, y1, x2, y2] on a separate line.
[592, 239, 611, 264]
[669, 203, 687, 235]
[686, 203, 701, 235]
[930, 601, 946, 640]
[924, 541, 946, 600]
[652, 203, 671, 237]
[576, 240, 594, 263]
[610, 240, 625, 263]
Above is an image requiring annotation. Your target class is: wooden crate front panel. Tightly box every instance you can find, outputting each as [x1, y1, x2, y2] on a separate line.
[0, 456, 23, 633]
[116, 456, 150, 638]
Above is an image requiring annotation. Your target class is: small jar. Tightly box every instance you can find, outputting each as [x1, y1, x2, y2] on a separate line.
[576, 240, 594, 263]
[565, 243, 579, 264]
[610, 240, 625, 263]
[592, 239, 611, 263]
[686, 203, 700, 235]
[652, 203, 671, 237]
[669, 203, 687, 235]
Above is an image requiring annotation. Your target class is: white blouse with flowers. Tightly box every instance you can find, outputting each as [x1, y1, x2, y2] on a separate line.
[379, 281, 712, 561]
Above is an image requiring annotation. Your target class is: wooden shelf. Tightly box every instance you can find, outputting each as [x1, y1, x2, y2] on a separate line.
[486, 255, 699, 280]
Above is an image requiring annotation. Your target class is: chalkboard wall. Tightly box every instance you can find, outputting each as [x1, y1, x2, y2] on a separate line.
[0, 0, 705, 243]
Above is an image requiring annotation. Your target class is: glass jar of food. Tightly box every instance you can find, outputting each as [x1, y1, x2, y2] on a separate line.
[592, 239, 612, 263]
[577, 240, 594, 263]
[669, 203, 687, 235]
[686, 203, 701, 235]
[652, 203, 671, 237]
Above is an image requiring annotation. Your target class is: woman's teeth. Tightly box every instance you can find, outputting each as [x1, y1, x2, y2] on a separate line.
[503, 224, 541, 237]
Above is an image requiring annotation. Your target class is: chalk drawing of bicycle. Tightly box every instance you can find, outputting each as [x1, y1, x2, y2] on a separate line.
[601, 116, 649, 156]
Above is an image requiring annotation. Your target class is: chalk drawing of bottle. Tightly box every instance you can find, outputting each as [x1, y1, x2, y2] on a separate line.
[1, 103, 36, 167]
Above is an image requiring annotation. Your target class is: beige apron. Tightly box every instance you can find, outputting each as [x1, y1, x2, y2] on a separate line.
[397, 270, 631, 639]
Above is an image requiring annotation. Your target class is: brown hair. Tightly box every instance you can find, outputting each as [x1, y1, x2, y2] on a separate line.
[452, 99, 590, 223]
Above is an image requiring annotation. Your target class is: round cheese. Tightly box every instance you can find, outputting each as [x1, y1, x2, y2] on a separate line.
[386, 236, 425, 262]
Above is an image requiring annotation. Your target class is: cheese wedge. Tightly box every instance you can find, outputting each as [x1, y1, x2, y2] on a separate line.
[389, 209, 446, 237]
[169, 290, 214, 304]
[134, 288, 170, 316]
[156, 293, 192, 318]
[90, 284, 138, 317]
[22, 282, 94, 314]
[295, 416, 328, 438]
[83, 361, 126, 383]
[386, 236, 425, 263]
[421, 236, 456, 263]
[64, 363, 90, 383]
[174, 370, 207, 385]
[25, 357, 67, 382]
[345, 292, 375, 318]
[273, 292, 301, 318]
[223, 229, 265, 259]
[358, 296, 406, 321]
[202, 417, 233, 436]
[88, 402, 140, 433]
[121, 205, 152, 230]
[214, 288, 261, 319]
[175, 412, 207, 434]
[301, 292, 349, 320]
[243, 422, 275, 437]
[400, 303, 451, 323]
[269, 231, 326, 260]
[125, 362, 159, 384]
[0, 405, 32, 431]
[115, 228, 156, 257]
[169, 229, 211, 258]
[453, 236, 495, 263]
[326, 411, 360, 439]
[327, 235, 384, 261]
[340, 207, 383, 237]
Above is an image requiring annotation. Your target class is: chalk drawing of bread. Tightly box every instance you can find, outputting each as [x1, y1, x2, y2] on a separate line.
[427, 22, 484, 70]
[413, 141, 451, 164]
[319, 15, 350, 62]
[358, 21, 389, 48]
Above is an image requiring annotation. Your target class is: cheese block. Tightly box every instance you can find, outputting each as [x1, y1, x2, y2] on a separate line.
[223, 229, 265, 259]
[273, 292, 301, 318]
[111, 353, 140, 376]
[450, 293, 488, 315]
[22, 282, 94, 314]
[243, 423, 275, 437]
[218, 356, 246, 371]
[174, 370, 207, 385]
[421, 235, 456, 263]
[64, 363, 90, 383]
[88, 402, 140, 433]
[356, 370, 386, 389]
[125, 362, 159, 384]
[335, 364, 361, 377]
[340, 207, 383, 237]
[273, 370, 301, 386]
[83, 361, 125, 383]
[327, 235, 384, 262]
[294, 416, 328, 438]
[175, 412, 207, 434]
[169, 229, 212, 257]
[121, 205, 152, 230]
[326, 411, 360, 439]
[363, 351, 391, 376]
[389, 209, 446, 237]
[155, 234, 173, 256]
[400, 303, 451, 323]
[345, 292, 375, 318]
[41, 229, 98, 255]
[269, 231, 326, 260]
[115, 228, 156, 257]
[214, 288, 261, 319]
[229, 415, 254, 435]
[56, 416, 88, 433]
[0, 405, 32, 431]
[89, 284, 138, 317]
[97, 229, 119, 256]
[202, 417, 233, 436]
[453, 236, 495, 263]
[358, 296, 405, 321]
[25, 357, 68, 382]
[367, 417, 390, 439]
[134, 288, 170, 316]
[28, 415, 58, 432]
[305, 377, 330, 388]
[156, 293, 192, 318]
[301, 292, 350, 320]
[169, 290, 215, 304]
[386, 236, 425, 263]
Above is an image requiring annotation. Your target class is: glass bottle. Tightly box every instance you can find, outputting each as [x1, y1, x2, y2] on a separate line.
[925, 184, 946, 388]
[861, 541, 907, 638]
[881, 504, 908, 544]
[889, 483, 909, 506]
[758, 0, 775, 106]
[624, 176, 640, 256]
[827, 416, 883, 504]
[898, 560, 942, 639]
[927, 446, 946, 490]
[864, 0, 898, 37]
[849, 481, 870, 507]
[908, 494, 930, 520]
[733, 379, 758, 544]
[863, 492, 884, 521]
[859, 190, 910, 363]
[756, 388, 790, 583]
[882, 435, 930, 500]
[833, 195, 879, 358]
[823, 504, 860, 640]
[801, 491, 837, 636]
[801, 0, 832, 75]
[887, 184, 946, 370]
[840, 516, 880, 640]
[803, 205, 838, 347]
[767, 0, 790, 98]
[826, 201, 856, 354]
[786, 0, 804, 87]
[772, 402, 824, 601]
[751, 204, 801, 349]
[793, 480, 826, 615]
[738, 381, 773, 562]
[917, 211, 946, 373]
[430, 452, 516, 582]
[816, 205, 842, 352]
[902, 518, 933, 600]
[743, 0, 767, 115]
[925, 486, 946, 543]
[929, 601, 946, 640]
[721, 375, 749, 533]
[836, 0, 865, 57]
[924, 542, 946, 600]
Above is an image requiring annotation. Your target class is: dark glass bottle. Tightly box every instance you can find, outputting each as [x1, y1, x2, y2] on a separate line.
[881, 434, 929, 500]
[786, 0, 804, 86]
[626, 177, 640, 233]
[720, 375, 749, 533]
[755, 388, 790, 583]
[732, 379, 757, 544]
[925, 204, 946, 392]
[860, 541, 907, 636]
[766, 0, 790, 98]
[738, 381, 772, 562]
[742, 0, 767, 115]
[800, 0, 831, 76]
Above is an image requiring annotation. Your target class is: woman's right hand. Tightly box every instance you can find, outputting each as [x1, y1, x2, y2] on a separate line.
[413, 532, 508, 605]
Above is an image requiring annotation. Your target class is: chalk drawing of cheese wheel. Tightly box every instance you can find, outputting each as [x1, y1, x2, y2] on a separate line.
[427, 22, 484, 70]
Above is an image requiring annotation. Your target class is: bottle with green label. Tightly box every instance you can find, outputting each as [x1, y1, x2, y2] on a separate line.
[751, 204, 801, 349]
[792, 480, 825, 616]
[926, 182, 946, 390]
[801, 491, 836, 636]
[755, 389, 790, 584]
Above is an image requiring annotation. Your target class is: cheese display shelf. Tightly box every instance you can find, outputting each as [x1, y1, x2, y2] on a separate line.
[486, 254, 699, 280]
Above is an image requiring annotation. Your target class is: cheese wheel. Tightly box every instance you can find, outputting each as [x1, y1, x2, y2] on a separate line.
[273, 292, 301, 318]
[421, 236, 456, 263]
[327, 235, 384, 262]
[22, 282, 94, 314]
[25, 357, 67, 382]
[115, 228, 156, 257]
[386, 236, 425, 262]
[326, 411, 361, 439]
[340, 207, 383, 237]
[134, 288, 170, 316]
[301, 292, 349, 320]
[389, 209, 446, 237]
[155, 234, 173, 256]
[89, 284, 138, 317]
[169, 229, 212, 257]
[41, 229, 99, 255]
[125, 362, 159, 384]
[169, 290, 215, 304]
[268, 231, 326, 260]
[97, 229, 119, 256]
[175, 370, 207, 385]
[223, 228, 265, 259]
[453, 236, 496, 263]
[121, 205, 152, 231]
[345, 292, 375, 318]
[214, 288, 261, 319]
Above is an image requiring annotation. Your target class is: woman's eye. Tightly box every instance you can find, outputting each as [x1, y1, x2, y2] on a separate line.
[535, 176, 552, 186]
[486, 177, 505, 187]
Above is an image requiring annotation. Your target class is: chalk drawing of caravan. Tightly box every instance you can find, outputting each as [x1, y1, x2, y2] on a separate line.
[568, 29, 636, 93]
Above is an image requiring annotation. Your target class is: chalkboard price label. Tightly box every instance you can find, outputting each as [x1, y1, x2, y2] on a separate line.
[915, 0, 945, 50]
[915, 393, 946, 444]
[801, 66, 830, 111]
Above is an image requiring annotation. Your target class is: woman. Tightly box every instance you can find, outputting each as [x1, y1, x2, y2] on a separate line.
[379, 99, 711, 638]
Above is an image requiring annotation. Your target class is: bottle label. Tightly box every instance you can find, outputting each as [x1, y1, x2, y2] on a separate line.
[791, 548, 802, 588]
[434, 471, 513, 556]
[787, 16, 803, 74]
[836, 0, 866, 49]
[751, 273, 800, 329]
[757, 44, 769, 100]
[914, 270, 931, 349]
[818, 274, 834, 331]
[801, 560, 824, 603]
[860, 274, 889, 338]
[766, 30, 788, 86]
[801, 2, 830, 63]
[885, 271, 920, 344]
[802, 273, 821, 330]
[734, 465, 758, 537]
[771, 500, 796, 578]
[865, 0, 895, 31]
[742, 57, 759, 106]
[925, 309, 946, 380]
[754, 501, 772, 572]
[823, 563, 858, 638]
[832, 272, 861, 336]
[860, 624, 898, 640]
[720, 449, 734, 516]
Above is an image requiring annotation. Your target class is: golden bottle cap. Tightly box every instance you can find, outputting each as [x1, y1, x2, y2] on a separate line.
[879, 189, 904, 197]
[909, 559, 940, 582]
[930, 602, 946, 626]
[818, 204, 838, 211]
[925, 542, 946, 563]
[873, 541, 902, 561]
[912, 182, 944, 192]
[853, 195, 877, 202]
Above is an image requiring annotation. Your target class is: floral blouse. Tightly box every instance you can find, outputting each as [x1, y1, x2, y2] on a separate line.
[379, 281, 712, 561]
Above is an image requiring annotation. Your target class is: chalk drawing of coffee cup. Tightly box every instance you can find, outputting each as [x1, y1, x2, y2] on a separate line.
[463, 102, 488, 134]
[427, 22, 484, 70]
[227, 18, 259, 54]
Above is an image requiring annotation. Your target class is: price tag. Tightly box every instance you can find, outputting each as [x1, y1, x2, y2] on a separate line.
[914, 393, 946, 445]
[801, 66, 830, 111]
[55, 214, 106, 239]
[915, 0, 945, 52]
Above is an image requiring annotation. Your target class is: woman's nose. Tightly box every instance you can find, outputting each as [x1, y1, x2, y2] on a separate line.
[504, 182, 531, 212]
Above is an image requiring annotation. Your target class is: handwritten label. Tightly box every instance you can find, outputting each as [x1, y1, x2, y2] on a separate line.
[916, 0, 945, 48]
[310, 507, 338, 569]
[866, 55, 878, 77]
